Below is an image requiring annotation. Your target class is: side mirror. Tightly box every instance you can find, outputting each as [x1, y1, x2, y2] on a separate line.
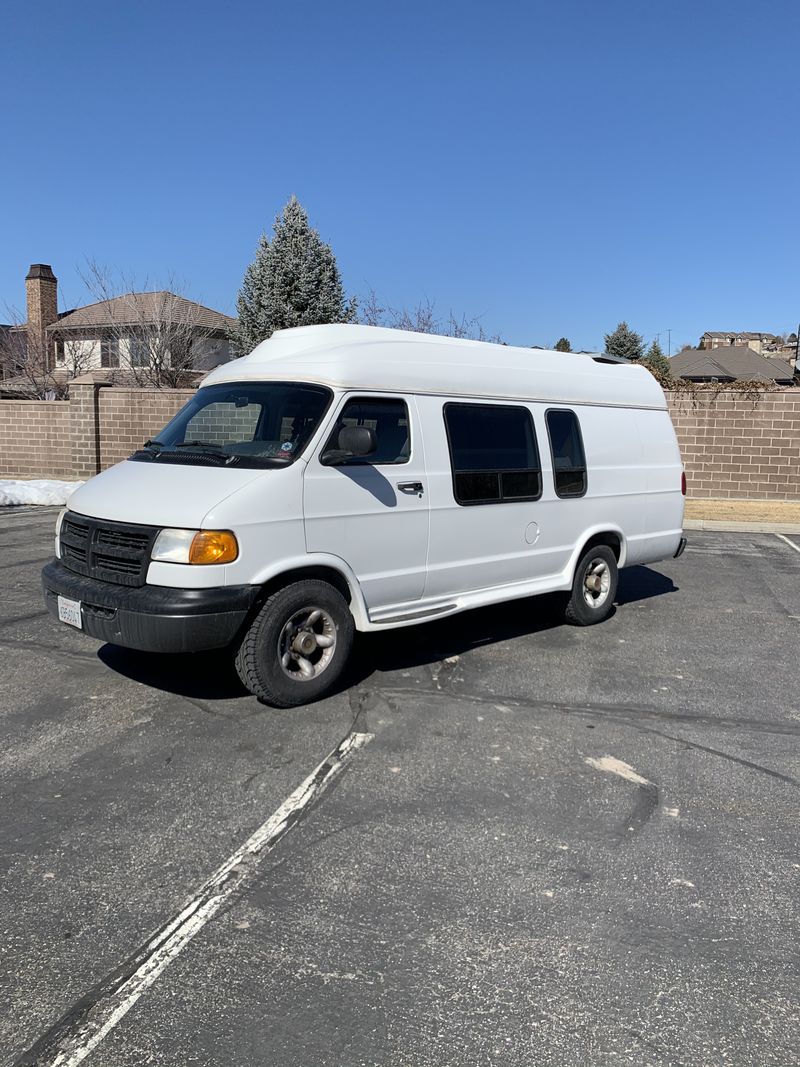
[320, 425, 378, 465]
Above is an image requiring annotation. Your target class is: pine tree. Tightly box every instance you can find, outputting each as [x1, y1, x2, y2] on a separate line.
[641, 338, 672, 378]
[604, 321, 644, 361]
[234, 196, 356, 353]
[554, 337, 572, 352]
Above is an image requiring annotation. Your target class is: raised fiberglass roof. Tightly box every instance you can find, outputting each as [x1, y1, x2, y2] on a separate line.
[202, 324, 667, 410]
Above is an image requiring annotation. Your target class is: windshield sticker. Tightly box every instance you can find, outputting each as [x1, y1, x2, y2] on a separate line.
[280, 441, 294, 452]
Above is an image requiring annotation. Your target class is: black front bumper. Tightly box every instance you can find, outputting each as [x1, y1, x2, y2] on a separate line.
[42, 559, 260, 653]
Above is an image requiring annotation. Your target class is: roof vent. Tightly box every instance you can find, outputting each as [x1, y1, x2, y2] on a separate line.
[591, 352, 631, 365]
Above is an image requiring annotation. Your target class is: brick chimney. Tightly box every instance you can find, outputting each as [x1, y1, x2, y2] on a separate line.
[25, 264, 58, 371]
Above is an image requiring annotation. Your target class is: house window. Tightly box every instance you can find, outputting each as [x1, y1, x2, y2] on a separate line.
[129, 338, 150, 367]
[443, 402, 541, 505]
[546, 409, 587, 497]
[100, 337, 119, 368]
[323, 397, 410, 465]
[54, 340, 65, 365]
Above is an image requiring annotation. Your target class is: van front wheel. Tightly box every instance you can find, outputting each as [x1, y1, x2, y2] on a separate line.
[563, 545, 618, 626]
[235, 580, 354, 707]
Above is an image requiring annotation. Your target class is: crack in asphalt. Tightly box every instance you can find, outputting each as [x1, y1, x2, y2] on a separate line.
[178, 694, 241, 723]
[0, 636, 100, 663]
[370, 683, 799, 785]
[0, 556, 52, 569]
[373, 682, 800, 739]
[609, 720, 799, 787]
[0, 611, 50, 629]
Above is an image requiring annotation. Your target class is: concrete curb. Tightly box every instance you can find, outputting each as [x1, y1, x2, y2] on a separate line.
[684, 518, 800, 535]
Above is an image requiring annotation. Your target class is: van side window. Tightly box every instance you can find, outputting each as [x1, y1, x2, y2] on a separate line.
[546, 409, 587, 497]
[325, 397, 410, 464]
[443, 403, 541, 505]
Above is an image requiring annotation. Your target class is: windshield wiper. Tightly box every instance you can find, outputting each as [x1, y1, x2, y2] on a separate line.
[173, 440, 227, 451]
[143, 438, 165, 449]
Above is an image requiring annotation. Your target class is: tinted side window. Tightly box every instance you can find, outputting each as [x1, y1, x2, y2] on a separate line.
[546, 409, 587, 497]
[325, 397, 410, 465]
[444, 403, 541, 505]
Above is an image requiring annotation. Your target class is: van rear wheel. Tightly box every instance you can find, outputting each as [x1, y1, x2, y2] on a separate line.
[563, 545, 618, 626]
[235, 580, 354, 707]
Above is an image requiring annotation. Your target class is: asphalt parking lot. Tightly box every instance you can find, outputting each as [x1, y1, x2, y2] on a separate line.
[1, 506, 798, 1067]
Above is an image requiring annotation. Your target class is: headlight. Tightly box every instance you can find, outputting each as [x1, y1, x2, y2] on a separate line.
[151, 528, 238, 565]
[55, 508, 66, 557]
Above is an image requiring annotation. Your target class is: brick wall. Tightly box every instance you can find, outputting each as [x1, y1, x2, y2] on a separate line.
[97, 388, 194, 468]
[1, 381, 798, 501]
[0, 400, 73, 478]
[666, 388, 800, 500]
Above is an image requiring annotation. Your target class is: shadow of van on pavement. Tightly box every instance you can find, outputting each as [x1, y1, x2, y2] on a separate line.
[96, 566, 677, 702]
[97, 645, 249, 700]
[349, 567, 677, 680]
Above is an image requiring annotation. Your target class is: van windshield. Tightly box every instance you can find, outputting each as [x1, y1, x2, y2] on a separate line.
[131, 382, 332, 469]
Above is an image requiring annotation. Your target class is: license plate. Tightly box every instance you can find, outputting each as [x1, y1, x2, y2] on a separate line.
[57, 595, 82, 629]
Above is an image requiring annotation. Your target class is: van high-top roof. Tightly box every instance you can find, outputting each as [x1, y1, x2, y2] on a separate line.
[203, 324, 667, 410]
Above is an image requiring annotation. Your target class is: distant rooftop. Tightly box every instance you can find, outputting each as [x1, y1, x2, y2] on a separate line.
[670, 345, 794, 384]
[49, 292, 235, 333]
[701, 331, 780, 341]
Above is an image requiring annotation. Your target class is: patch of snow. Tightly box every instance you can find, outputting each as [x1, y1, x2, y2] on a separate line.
[0, 479, 84, 507]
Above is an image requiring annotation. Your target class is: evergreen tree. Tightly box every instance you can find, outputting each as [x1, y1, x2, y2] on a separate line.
[604, 321, 644, 361]
[554, 337, 572, 352]
[641, 338, 672, 378]
[234, 196, 356, 353]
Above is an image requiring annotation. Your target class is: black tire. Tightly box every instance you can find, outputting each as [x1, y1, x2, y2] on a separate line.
[563, 544, 618, 626]
[235, 579, 354, 707]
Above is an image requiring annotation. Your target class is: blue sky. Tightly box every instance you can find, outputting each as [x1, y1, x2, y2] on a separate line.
[2, 0, 798, 351]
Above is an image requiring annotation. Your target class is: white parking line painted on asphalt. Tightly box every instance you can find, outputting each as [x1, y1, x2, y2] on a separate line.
[26, 730, 373, 1067]
[776, 533, 800, 555]
[584, 755, 651, 787]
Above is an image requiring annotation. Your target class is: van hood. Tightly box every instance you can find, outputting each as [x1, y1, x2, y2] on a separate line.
[66, 461, 268, 529]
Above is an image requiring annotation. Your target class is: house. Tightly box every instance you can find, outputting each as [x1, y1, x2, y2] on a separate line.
[699, 331, 780, 354]
[1, 263, 236, 383]
[670, 345, 795, 385]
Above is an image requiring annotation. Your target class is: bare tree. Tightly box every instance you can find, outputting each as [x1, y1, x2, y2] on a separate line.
[359, 288, 502, 343]
[0, 303, 78, 399]
[77, 260, 226, 389]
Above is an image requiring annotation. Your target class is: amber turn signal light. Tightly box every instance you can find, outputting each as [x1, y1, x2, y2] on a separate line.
[188, 530, 239, 565]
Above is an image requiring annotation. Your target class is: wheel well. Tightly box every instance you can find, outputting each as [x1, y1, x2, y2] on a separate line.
[258, 566, 353, 605]
[578, 531, 622, 563]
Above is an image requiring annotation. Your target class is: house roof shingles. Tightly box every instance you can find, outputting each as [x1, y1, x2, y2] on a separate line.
[702, 331, 779, 341]
[670, 345, 794, 384]
[48, 292, 235, 333]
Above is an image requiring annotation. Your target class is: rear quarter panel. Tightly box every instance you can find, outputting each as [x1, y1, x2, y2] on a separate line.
[630, 408, 685, 563]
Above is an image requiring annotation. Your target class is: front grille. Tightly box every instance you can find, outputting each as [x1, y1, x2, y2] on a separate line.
[59, 512, 158, 587]
[96, 528, 151, 552]
[93, 552, 142, 575]
[62, 517, 89, 545]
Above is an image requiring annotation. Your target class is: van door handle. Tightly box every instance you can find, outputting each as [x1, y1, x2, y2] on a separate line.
[397, 481, 424, 495]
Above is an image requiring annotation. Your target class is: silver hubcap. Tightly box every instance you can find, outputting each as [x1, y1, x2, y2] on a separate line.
[582, 558, 611, 609]
[278, 607, 337, 681]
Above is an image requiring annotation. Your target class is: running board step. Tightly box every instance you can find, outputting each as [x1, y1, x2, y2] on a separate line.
[371, 602, 458, 625]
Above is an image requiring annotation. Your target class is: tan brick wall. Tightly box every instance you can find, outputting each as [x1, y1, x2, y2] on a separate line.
[666, 388, 800, 500]
[97, 388, 194, 468]
[0, 401, 73, 479]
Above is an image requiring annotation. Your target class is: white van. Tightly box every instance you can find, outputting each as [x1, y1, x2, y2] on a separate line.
[43, 324, 686, 707]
